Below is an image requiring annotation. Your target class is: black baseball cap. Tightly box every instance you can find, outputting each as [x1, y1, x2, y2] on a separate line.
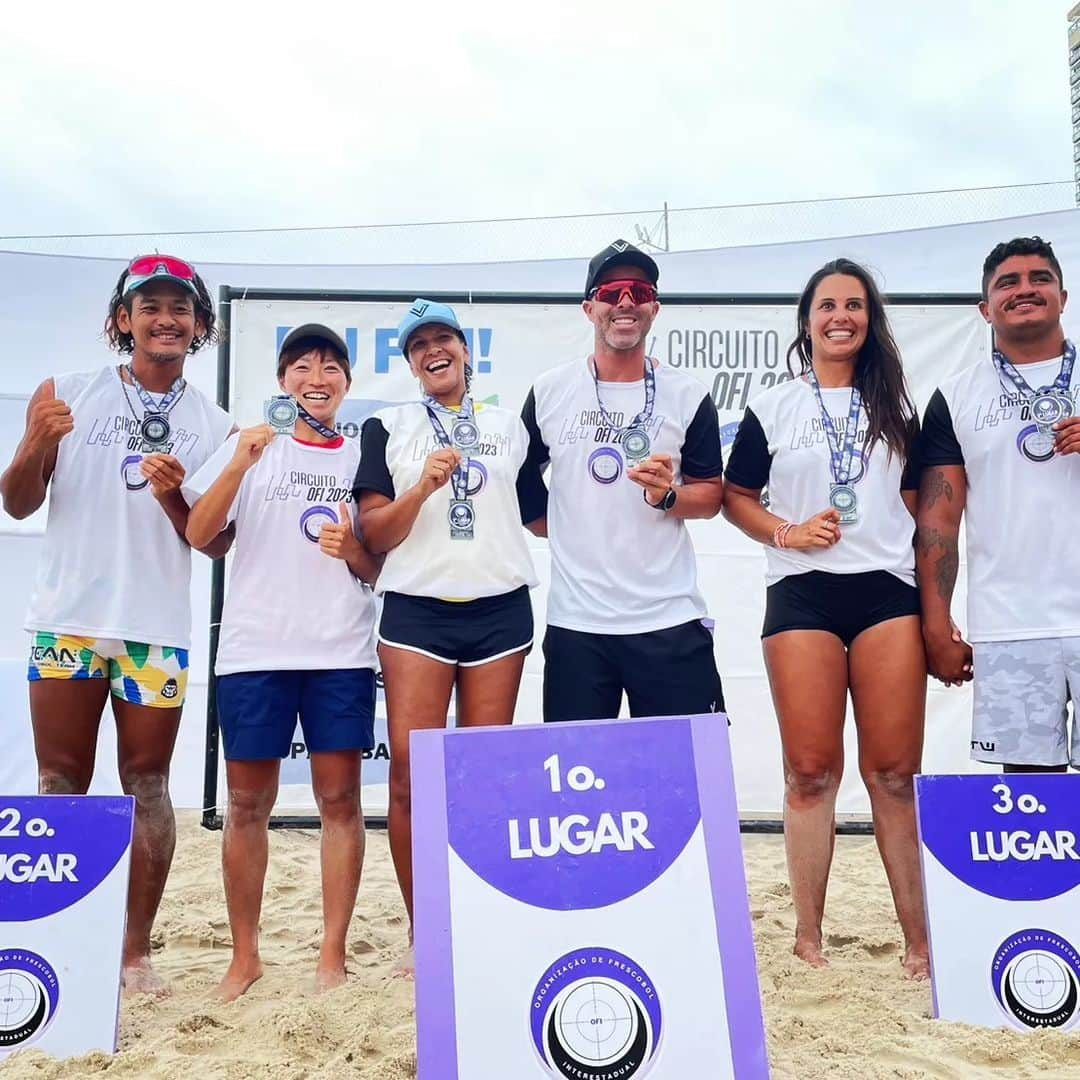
[584, 239, 660, 299]
[277, 323, 350, 364]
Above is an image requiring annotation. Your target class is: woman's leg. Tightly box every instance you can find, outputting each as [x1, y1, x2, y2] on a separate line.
[848, 615, 929, 978]
[310, 749, 364, 991]
[380, 644, 456, 939]
[455, 649, 528, 727]
[764, 630, 850, 967]
[219, 757, 280, 1001]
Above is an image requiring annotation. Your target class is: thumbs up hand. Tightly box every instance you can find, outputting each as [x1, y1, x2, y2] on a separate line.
[319, 501, 361, 561]
[27, 378, 74, 454]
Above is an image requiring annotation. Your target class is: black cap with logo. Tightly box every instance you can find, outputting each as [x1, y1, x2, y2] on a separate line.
[584, 239, 660, 299]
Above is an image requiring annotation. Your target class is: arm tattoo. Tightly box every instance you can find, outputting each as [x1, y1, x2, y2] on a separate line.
[921, 467, 954, 510]
[916, 526, 959, 601]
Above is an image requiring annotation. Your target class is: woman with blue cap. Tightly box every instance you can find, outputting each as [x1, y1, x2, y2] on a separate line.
[353, 298, 544, 976]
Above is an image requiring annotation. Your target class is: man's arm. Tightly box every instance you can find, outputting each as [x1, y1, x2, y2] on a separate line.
[0, 378, 71, 519]
[916, 464, 973, 685]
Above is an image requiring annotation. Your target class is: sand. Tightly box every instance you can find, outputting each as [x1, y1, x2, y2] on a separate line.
[2, 814, 1079, 1079]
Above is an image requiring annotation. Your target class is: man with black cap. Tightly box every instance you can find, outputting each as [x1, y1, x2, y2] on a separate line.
[184, 323, 380, 1000]
[519, 240, 727, 722]
[0, 255, 234, 993]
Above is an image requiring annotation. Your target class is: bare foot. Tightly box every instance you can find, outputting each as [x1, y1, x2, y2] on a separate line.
[316, 961, 348, 992]
[218, 957, 263, 1002]
[793, 938, 829, 968]
[122, 956, 171, 997]
[392, 946, 415, 981]
[902, 944, 931, 980]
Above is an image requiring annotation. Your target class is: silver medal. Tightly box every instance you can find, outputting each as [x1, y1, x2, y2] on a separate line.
[264, 395, 298, 435]
[1030, 392, 1068, 428]
[622, 427, 651, 462]
[451, 418, 480, 451]
[829, 483, 858, 524]
[1021, 428, 1057, 462]
[139, 413, 171, 452]
[448, 499, 475, 540]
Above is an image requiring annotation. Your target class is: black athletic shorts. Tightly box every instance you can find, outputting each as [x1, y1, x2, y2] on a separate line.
[379, 586, 533, 666]
[762, 570, 919, 647]
[542, 619, 725, 723]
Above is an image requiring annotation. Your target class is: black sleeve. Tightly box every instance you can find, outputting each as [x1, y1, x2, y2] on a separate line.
[516, 388, 549, 523]
[680, 394, 724, 478]
[353, 417, 395, 501]
[900, 417, 922, 492]
[723, 406, 772, 490]
[918, 389, 965, 468]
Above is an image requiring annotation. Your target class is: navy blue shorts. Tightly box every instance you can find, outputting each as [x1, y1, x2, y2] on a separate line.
[379, 586, 533, 666]
[216, 668, 376, 761]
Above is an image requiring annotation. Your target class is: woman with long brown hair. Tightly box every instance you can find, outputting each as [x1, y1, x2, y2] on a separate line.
[722, 258, 928, 977]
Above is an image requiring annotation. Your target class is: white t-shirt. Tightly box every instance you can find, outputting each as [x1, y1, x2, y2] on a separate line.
[921, 353, 1080, 642]
[725, 377, 918, 586]
[353, 401, 538, 600]
[25, 365, 233, 649]
[520, 358, 724, 634]
[183, 433, 378, 675]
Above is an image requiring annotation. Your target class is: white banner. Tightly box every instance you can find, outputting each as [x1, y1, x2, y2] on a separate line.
[223, 294, 989, 818]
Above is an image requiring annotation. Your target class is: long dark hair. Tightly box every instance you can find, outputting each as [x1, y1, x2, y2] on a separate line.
[786, 258, 917, 462]
[104, 266, 218, 354]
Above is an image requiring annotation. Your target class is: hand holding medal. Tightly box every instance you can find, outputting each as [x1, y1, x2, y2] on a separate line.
[418, 448, 462, 495]
[1053, 414, 1080, 456]
[229, 425, 275, 473]
[627, 453, 674, 504]
[138, 453, 186, 499]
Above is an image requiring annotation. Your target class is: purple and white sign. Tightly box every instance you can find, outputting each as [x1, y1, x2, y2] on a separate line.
[413, 714, 769, 1079]
[0, 797, 134, 1060]
[916, 774, 1080, 1032]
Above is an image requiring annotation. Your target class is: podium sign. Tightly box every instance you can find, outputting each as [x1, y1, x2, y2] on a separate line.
[0, 796, 134, 1059]
[916, 774, 1080, 1032]
[412, 714, 769, 1080]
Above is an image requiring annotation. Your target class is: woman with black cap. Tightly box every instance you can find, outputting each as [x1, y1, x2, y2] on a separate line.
[184, 324, 381, 1000]
[354, 298, 542, 977]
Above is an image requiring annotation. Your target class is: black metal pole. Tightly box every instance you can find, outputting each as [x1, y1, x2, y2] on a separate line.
[201, 286, 232, 831]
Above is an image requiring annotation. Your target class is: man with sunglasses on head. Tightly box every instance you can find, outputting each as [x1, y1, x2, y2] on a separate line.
[519, 239, 727, 723]
[0, 255, 233, 994]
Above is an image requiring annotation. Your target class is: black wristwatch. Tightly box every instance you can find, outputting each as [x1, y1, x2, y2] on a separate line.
[645, 486, 677, 511]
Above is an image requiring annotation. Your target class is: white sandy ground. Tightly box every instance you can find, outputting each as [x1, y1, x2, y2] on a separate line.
[2, 814, 1079, 1079]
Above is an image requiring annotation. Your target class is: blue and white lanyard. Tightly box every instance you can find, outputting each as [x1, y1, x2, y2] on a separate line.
[806, 367, 863, 486]
[296, 403, 339, 440]
[590, 358, 656, 432]
[992, 339, 1076, 401]
[125, 363, 185, 417]
[423, 394, 474, 502]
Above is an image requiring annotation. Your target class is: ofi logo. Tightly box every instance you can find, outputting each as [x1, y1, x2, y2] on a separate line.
[298, 505, 339, 543]
[530, 948, 661, 1080]
[991, 930, 1080, 1030]
[276, 325, 494, 376]
[0, 949, 60, 1049]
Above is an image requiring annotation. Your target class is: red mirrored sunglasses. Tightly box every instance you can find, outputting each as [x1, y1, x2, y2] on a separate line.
[126, 254, 197, 281]
[589, 279, 658, 306]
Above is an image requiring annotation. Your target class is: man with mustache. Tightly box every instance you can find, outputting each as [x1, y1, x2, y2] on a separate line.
[519, 240, 726, 723]
[0, 256, 234, 993]
[917, 236, 1080, 773]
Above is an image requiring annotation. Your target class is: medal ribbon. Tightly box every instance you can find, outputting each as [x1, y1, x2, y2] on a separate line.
[423, 396, 475, 503]
[591, 359, 656, 435]
[806, 368, 863, 487]
[295, 403, 339, 440]
[992, 339, 1076, 402]
[124, 363, 185, 418]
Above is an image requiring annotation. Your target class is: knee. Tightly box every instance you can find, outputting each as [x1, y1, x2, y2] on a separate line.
[862, 766, 915, 802]
[119, 767, 170, 807]
[226, 786, 276, 827]
[784, 762, 839, 806]
[38, 769, 91, 796]
[314, 784, 360, 822]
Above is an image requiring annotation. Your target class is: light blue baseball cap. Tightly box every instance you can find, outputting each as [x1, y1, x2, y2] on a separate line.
[397, 298, 463, 355]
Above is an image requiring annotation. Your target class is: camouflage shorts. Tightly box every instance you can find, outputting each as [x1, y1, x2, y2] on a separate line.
[971, 637, 1080, 767]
